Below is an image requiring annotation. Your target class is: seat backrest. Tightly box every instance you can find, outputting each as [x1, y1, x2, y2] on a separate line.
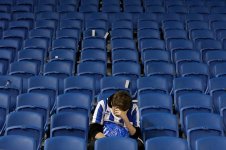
[95, 137, 138, 150]
[44, 136, 86, 150]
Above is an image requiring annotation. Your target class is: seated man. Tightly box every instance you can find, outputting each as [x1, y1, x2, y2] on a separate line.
[88, 91, 144, 150]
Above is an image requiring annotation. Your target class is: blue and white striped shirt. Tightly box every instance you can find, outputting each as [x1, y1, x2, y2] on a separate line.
[92, 99, 140, 128]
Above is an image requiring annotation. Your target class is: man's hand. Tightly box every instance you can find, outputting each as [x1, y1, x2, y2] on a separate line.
[114, 108, 128, 120]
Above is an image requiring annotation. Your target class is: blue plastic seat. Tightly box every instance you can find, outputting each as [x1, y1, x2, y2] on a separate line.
[111, 29, 133, 39]
[77, 61, 106, 95]
[35, 20, 57, 36]
[49, 49, 76, 73]
[174, 50, 201, 71]
[208, 77, 226, 111]
[64, 76, 95, 101]
[138, 29, 160, 44]
[5, 111, 44, 149]
[142, 50, 170, 65]
[168, 39, 193, 60]
[79, 5, 98, 13]
[111, 20, 133, 30]
[0, 93, 9, 134]
[137, 76, 170, 95]
[0, 75, 22, 111]
[141, 113, 179, 141]
[205, 50, 226, 77]
[173, 77, 205, 111]
[16, 93, 50, 129]
[112, 49, 139, 63]
[44, 136, 86, 150]
[111, 38, 136, 50]
[60, 12, 84, 23]
[0, 39, 20, 61]
[60, 20, 82, 31]
[52, 38, 77, 52]
[95, 137, 138, 150]
[138, 93, 173, 115]
[28, 76, 58, 110]
[98, 76, 132, 101]
[162, 21, 185, 31]
[140, 39, 165, 53]
[24, 38, 49, 53]
[178, 93, 213, 131]
[56, 93, 91, 116]
[178, 62, 209, 89]
[145, 137, 189, 150]
[145, 62, 175, 91]
[56, 29, 80, 42]
[0, 135, 36, 150]
[185, 113, 224, 150]
[50, 112, 88, 141]
[196, 39, 222, 60]
[212, 62, 226, 78]
[82, 37, 106, 51]
[195, 136, 226, 150]
[44, 61, 73, 93]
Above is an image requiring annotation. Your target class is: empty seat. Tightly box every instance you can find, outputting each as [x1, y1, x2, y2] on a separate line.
[52, 38, 77, 52]
[0, 39, 20, 61]
[50, 112, 88, 141]
[64, 76, 95, 101]
[168, 39, 193, 60]
[112, 61, 140, 96]
[141, 113, 178, 141]
[145, 137, 189, 150]
[16, 93, 50, 129]
[208, 77, 226, 111]
[28, 76, 58, 110]
[140, 39, 165, 53]
[178, 93, 213, 131]
[0, 93, 9, 134]
[5, 111, 44, 149]
[44, 136, 86, 150]
[77, 61, 106, 95]
[0, 135, 36, 150]
[112, 49, 139, 63]
[111, 29, 133, 39]
[80, 49, 107, 64]
[174, 50, 201, 72]
[95, 137, 138, 150]
[195, 136, 226, 150]
[145, 62, 175, 91]
[111, 38, 136, 50]
[178, 62, 209, 89]
[0, 75, 22, 111]
[138, 93, 173, 115]
[82, 37, 106, 51]
[142, 50, 170, 65]
[137, 76, 170, 95]
[173, 77, 205, 111]
[185, 113, 224, 150]
[56, 93, 91, 116]
[18, 49, 45, 73]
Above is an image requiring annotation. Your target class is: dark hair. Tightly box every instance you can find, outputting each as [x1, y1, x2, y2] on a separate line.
[110, 91, 132, 111]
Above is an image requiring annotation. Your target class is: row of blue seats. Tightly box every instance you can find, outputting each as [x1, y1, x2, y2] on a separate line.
[1, 103, 226, 150]
[1, 135, 226, 150]
[2, 74, 226, 112]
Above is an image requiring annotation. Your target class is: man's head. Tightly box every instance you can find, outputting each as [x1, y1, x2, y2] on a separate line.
[111, 91, 132, 111]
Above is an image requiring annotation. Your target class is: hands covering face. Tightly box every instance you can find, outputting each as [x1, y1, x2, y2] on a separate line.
[112, 107, 128, 120]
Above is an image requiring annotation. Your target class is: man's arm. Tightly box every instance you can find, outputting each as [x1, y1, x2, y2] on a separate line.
[114, 108, 136, 136]
[89, 123, 105, 139]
